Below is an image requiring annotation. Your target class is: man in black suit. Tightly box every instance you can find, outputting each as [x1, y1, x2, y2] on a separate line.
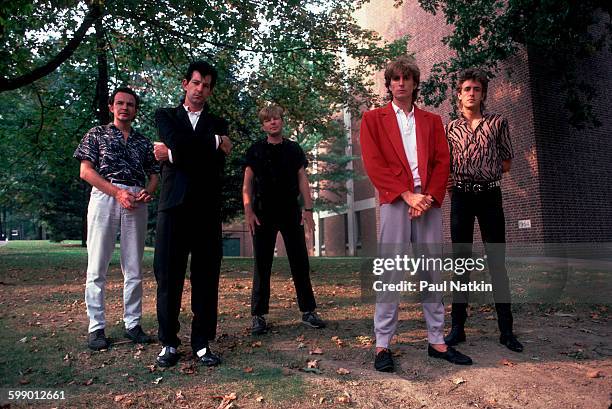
[153, 61, 232, 367]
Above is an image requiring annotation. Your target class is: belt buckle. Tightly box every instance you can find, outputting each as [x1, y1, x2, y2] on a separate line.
[472, 183, 483, 193]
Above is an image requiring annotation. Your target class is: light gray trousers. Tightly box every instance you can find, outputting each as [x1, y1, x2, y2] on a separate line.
[374, 194, 445, 348]
[85, 184, 147, 332]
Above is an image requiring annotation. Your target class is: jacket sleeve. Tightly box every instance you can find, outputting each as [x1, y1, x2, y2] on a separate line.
[424, 114, 450, 206]
[359, 111, 406, 203]
[155, 108, 216, 170]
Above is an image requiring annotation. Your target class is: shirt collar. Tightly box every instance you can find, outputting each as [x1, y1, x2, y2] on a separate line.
[459, 111, 487, 123]
[107, 122, 136, 138]
[183, 105, 203, 115]
[391, 101, 414, 117]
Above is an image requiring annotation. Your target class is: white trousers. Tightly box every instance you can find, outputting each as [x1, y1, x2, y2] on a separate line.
[85, 185, 147, 332]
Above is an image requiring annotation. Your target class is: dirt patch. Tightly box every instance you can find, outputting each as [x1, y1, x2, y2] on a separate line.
[0, 244, 610, 408]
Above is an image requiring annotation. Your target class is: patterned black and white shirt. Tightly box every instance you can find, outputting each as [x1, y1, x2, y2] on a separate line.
[74, 123, 159, 187]
[446, 113, 513, 183]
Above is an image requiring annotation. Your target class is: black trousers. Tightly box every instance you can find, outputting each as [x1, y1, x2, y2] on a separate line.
[251, 208, 317, 316]
[154, 202, 222, 352]
[450, 187, 513, 334]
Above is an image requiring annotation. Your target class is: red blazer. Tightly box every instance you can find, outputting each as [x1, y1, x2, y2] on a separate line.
[359, 103, 450, 206]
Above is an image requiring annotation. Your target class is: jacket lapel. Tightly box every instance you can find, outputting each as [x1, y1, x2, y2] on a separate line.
[194, 108, 210, 135]
[381, 102, 410, 172]
[414, 106, 429, 185]
[175, 105, 194, 134]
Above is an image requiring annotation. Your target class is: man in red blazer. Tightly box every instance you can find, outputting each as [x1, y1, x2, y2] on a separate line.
[360, 56, 472, 372]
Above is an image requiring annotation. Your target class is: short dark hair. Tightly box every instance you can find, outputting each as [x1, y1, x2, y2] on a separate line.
[184, 60, 218, 89]
[384, 56, 420, 101]
[456, 69, 489, 110]
[108, 87, 140, 109]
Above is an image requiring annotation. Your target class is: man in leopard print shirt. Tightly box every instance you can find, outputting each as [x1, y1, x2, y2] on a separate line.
[445, 69, 523, 353]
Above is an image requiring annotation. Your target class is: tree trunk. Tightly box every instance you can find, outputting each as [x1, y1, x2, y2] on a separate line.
[0, 207, 5, 240]
[95, 17, 109, 125]
[79, 15, 109, 247]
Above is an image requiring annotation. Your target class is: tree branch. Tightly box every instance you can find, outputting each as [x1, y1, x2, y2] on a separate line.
[0, 3, 102, 92]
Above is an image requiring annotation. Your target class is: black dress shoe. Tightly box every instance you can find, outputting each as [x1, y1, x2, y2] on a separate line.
[88, 329, 110, 351]
[301, 311, 326, 329]
[428, 345, 473, 365]
[125, 325, 153, 344]
[156, 346, 179, 367]
[195, 347, 221, 367]
[374, 349, 394, 372]
[444, 326, 466, 346]
[500, 333, 523, 352]
[252, 315, 268, 335]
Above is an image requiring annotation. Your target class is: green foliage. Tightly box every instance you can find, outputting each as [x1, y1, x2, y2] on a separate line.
[1, 0, 409, 237]
[415, 0, 611, 127]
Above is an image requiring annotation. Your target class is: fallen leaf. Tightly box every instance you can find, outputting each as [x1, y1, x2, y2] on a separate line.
[128, 376, 135, 382]
[500, 358, 516, 367]
[255, 396, 264, 402]
[452, 377, 466, 385]
[337, 391, 351, 404]
[319, 397, 326, 404]
[554, 312, 576, 317]
[307, 359, 319, 369]
[152, 376, 163, 385]
[331, 336, 345, 347]
[180, 362, 195, 375]
[176, 390, 185, 400]
[392, 350, 403, 357]
[147, 364, 156, 373]
[586, 370, 602, 378]
[216, 392, 237, 409]
[19, 378, 30, 385]
[309, 347, 324, 355]
[297, 342, 306, 349]
[296, 335, 305, 342]
[19, 337, 27, 343]
[336, 368, 350, 375]
[356, 335, 373, 346]
[251, 341, 262, 348]
[114, 394, 127, 402]
[244, 367, 253, 373]
[84, 378, 93, 386]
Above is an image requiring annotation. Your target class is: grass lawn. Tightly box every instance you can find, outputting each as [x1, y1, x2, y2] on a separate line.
[0, 241, 610, 408]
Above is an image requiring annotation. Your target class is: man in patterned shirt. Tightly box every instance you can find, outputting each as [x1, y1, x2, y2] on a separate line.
[445, 69, 523, 352]
[74, 87, 159, 350]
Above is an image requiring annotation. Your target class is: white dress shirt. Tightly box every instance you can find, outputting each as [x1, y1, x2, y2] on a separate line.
[392, 102, 420, 187]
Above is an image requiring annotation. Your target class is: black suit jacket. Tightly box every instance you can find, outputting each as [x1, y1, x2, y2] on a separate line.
[155, 104, 228, 212]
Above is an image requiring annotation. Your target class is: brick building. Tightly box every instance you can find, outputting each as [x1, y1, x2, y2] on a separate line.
[315, 0, 612, 256]
[223, 1, 612, 257]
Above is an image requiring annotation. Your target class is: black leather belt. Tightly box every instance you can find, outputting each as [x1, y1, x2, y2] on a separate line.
[109, 179, 139, 187]
[454, 180, 501, 193]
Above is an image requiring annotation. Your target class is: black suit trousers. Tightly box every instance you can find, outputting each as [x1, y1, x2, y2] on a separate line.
[154, 202, 222, 352]
[450, 187, 513, 334]
[250, 209, 316, 316]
